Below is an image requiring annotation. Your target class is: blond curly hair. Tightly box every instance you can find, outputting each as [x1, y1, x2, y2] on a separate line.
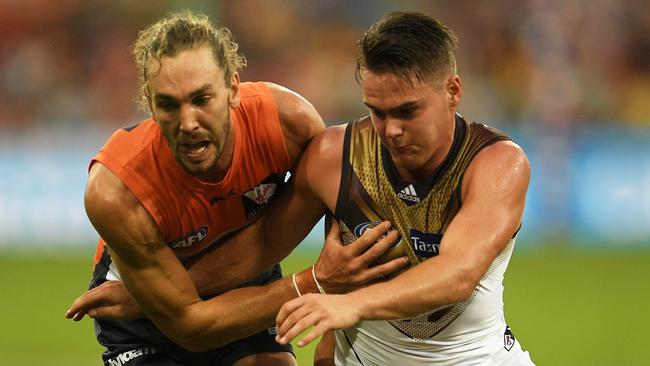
[132, 10, 247, 110]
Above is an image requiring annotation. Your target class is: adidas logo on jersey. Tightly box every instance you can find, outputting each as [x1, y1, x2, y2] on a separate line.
[397, 184, 420, 203]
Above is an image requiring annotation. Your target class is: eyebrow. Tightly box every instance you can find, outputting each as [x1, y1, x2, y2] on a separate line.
[363, 100, 419, 114]
[154, 83, 214, 101]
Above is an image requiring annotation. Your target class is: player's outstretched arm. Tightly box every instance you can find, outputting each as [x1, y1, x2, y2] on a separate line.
[66, 161, 311, 350]
[66, 127, 407, 351]
[65, 120, 411, 350]
[275, 141, 531, 346]
[65, 218, 403, 322]
[66, 84, 327, 322]
[71, 163, 209, 347]
[69, 162, 307, 350]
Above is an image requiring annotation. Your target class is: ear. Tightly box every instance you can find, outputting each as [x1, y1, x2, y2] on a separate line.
[447, 75, 462, 108]
[228, 72, 241, 108]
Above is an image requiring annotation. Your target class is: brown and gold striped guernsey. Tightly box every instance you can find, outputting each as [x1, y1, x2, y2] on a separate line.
[334, 114, 512, 339]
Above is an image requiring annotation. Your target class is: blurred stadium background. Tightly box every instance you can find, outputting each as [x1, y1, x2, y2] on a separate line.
[1, 0, 649, 365]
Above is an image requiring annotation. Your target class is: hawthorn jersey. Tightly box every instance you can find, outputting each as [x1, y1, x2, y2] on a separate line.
[333, 115, 534, 365]
[90, 82, 292, 275]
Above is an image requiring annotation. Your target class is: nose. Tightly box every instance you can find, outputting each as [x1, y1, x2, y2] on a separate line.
[384, 117, 403, 139]
[179, 104, 199, 133]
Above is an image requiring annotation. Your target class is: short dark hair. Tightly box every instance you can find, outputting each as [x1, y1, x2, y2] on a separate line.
[356, 12, 458, 83]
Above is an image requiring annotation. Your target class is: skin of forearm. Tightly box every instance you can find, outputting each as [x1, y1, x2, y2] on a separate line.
[110, 250, 203, 323]
[347, 212, 515, 321]
[184, 223, 271, 296]
[188, 202, 325, 296]
[349, 254, 479, 321]
[187, 240, 301, 297]
[173, 267, 318, 351]
[187, 247, 268, 297]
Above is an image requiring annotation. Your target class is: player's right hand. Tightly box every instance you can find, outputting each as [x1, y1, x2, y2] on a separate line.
[313, 219, 409, 294]
[65, 280, 142, 321]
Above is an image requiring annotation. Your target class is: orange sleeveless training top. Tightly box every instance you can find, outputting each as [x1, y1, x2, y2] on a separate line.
[91, 82, 292, 266]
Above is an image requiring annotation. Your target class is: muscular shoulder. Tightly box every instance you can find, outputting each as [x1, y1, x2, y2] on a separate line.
[462, 140, 530, 200]
[86, 163, 137, 215]
[85, 163, 162, 252]
[264, 82, 325, 165]
[297, 124, 346, 206]
[306, 124, 346, 165]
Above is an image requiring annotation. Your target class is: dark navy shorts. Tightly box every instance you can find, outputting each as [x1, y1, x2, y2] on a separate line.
[91, 263, 293, 366]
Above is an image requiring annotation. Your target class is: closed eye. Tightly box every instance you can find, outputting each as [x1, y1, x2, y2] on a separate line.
[193, 95, 211, 106]
[395, 107, 417, 120]
[370, 107, 386, 119]
[157, 100, 178, 112]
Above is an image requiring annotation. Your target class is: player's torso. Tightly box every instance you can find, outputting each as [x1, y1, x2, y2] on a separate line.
[133, 129, 289, 261]
[93, 82, 291, 262]
[138, 128, 289, 261]
[334, 115, 516, 365]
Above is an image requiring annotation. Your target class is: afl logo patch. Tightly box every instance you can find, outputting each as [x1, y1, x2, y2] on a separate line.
[170, 226, 208, 249]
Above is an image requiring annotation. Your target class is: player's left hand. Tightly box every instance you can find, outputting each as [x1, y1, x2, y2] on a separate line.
[65, 280, 142, 321]
[275, 293, 361, 347]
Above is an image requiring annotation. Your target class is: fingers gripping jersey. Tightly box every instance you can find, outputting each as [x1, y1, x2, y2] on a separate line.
[91, 82, 292, 270]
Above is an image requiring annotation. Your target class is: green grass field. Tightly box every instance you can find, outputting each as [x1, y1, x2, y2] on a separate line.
[1, 245, 648, 365]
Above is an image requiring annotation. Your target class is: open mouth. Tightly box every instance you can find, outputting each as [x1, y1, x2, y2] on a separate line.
[178, 141, 211, 161]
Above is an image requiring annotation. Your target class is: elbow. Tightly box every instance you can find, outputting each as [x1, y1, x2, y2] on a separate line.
[161, 311, 230, 352]
[166, 313, 238, 351]
[447, 269, 481, 304]
[453, 281, 476, 303]
[165, 325, 206, 352]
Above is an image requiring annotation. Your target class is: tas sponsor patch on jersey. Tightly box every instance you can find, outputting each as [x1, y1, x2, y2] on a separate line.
[409, 229, 443, 258]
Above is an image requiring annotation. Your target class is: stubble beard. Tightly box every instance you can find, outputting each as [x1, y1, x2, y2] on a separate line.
[170, 112, 231, 179]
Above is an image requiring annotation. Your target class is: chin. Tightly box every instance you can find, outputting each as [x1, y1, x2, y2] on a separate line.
[178, 159, 213, 178]
[392, 154, 421, 170]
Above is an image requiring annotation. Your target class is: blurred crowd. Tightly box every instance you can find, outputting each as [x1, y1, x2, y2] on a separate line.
[1, 0, 648, 129]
